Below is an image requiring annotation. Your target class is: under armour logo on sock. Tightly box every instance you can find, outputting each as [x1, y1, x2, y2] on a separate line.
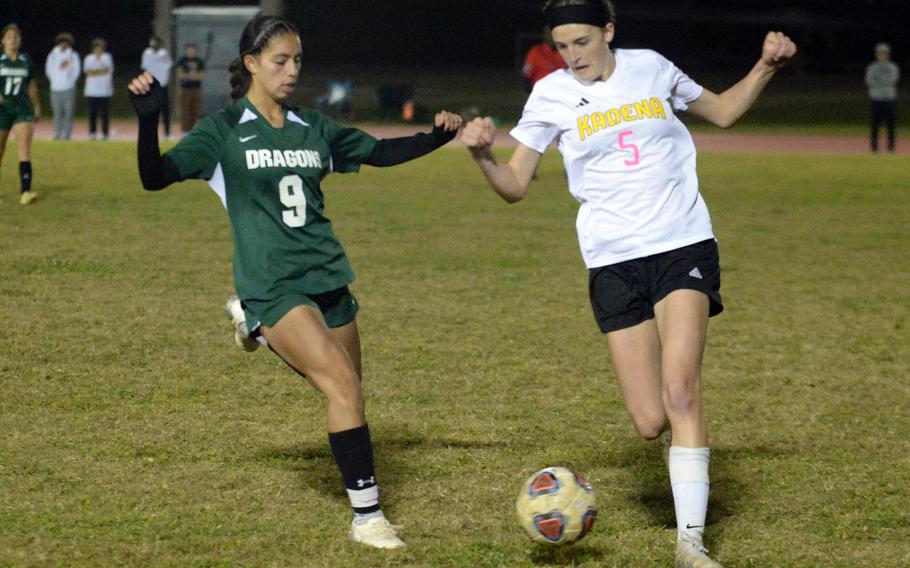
[356, 476, 375, 488]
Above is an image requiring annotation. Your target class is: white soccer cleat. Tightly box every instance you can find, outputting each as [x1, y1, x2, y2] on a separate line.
[224, 294, 260, 352]
[676, 534, 724, 568]
[348, 517, 405, 549]
[19, 191, 38, 205]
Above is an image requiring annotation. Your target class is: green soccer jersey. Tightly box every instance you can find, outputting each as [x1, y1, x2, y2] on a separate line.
[166, 98, 377, 306]
[0, 52, 35, 115]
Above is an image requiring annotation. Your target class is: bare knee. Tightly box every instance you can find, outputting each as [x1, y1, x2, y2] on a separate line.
[320, 367, 364, 414]
[629, 411, 667, 440]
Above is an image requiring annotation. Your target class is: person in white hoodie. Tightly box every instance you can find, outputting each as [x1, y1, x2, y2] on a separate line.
[45, 32, 80, 140]
[141, 36, 173, 138]
[83, 37, 113, 140]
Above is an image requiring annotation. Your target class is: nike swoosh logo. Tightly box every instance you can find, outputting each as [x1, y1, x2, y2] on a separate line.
[685, 524, 704, 529]
[239, 135, 257, 142]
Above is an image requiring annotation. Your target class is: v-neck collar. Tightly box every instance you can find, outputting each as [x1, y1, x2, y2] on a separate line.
[241, 97, 288, 130]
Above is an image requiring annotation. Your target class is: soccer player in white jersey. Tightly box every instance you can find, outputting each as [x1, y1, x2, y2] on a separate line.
[462, 1, 796, 566]
[128, 15, 462, 550]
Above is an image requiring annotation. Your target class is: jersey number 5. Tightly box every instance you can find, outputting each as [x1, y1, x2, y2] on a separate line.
[279, 174, 307, 228]
[618, 129, 640, 166]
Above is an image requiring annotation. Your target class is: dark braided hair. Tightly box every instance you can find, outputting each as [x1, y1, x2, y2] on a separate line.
[228, 15, 299, 100]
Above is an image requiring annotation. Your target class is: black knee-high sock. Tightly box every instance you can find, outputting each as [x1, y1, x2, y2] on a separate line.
[328, 424, 381, 515]
[19, 161, 32, 193]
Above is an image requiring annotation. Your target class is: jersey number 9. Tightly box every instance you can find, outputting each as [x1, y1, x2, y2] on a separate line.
[279, 174, 308, 228]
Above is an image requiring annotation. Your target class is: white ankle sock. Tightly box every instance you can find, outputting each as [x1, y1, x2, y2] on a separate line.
[668, 446, 710, 542]
[353, 510, 385, 525]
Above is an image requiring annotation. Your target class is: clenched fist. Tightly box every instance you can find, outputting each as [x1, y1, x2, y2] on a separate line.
[461, 117, 497, 158]
[761, 31, 797, 69]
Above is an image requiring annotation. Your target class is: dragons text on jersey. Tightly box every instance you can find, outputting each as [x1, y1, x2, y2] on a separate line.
[164, 98, 376, 330]
[245, 148, 323, 169]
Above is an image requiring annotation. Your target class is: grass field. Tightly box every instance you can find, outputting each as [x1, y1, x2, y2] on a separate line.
[1, 143, 908, 567]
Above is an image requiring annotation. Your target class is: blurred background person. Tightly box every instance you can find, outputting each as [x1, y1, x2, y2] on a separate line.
[520, 28, 566, 93]
[0, 23, 41, 205]
[141, 36, 173, 138]
[44, 32, 79, 140]
[82, 37, 113, 140]
[175, 42, 205, 133]
[865, 42, 899, 153]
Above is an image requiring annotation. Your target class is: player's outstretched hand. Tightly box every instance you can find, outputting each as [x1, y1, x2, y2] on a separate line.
[430, 110, 464, 144]
[434, 111, 463, 132]
[128, 71, 165, 119]
[461, 117, 497, 157]
[761, 31, 797, 69]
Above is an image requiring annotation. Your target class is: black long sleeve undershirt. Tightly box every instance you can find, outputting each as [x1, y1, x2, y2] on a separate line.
[133, 77, 454, 184]
[136, 113, 181, 190]
[130, 79, 180, 191]
[363, 124, 458, 167]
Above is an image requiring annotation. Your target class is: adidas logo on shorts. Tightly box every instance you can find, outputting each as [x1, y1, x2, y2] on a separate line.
[689, 267, 703, 279]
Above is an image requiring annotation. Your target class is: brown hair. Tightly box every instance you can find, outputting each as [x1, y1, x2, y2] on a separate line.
[228, 15, 299, 100]
[55, 32, 75, 46]
[2, 23, 21, 40]
[542, 0, 616, 24]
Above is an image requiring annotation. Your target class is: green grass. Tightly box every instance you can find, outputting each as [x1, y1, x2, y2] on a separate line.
[1, 143, 908, 567]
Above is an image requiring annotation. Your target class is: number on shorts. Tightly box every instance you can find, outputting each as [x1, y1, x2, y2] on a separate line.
[279, 174, 307, 228]
[3, 77, 23, 96]
[618, 129, 640, 166]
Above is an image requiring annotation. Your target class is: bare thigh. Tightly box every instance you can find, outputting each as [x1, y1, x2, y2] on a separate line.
[0, 130, 8, 162]
[653, 289, 710, 447]
[329, 318, 362, 379]
[261, 305, 364, 432]
[605, 318, 666, 439]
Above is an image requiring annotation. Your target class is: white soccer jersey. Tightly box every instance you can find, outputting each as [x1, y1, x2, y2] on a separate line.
[510, 49, 715, 269]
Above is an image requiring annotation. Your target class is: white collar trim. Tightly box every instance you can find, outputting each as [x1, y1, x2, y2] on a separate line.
[287, 110, 310, 127]
[238, 108, 258, 124]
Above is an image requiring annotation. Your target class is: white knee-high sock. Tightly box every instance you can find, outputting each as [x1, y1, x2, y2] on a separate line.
[668, 446, 710, 542]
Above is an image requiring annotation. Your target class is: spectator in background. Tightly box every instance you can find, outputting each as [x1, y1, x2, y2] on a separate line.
[175, 43, 205, 133]
[865, 42, 899, 153]
[83, 37, 113, 140]
[141, 36, 173, 138]
[45, 32, 80, 140]
[521, 29, 566, 93]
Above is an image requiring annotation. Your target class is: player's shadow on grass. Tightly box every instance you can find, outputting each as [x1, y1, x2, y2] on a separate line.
[256, 434, 506, 501]
[610, 439, 755, 531]
[529, 544, 605, 565]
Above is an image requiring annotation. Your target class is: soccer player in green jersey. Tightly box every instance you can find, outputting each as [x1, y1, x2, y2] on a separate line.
[0, 23, 41, 205]
[127, 15, 462, 549]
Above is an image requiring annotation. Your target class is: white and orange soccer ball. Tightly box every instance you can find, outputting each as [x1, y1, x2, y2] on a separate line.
[515, 467, 597, 545]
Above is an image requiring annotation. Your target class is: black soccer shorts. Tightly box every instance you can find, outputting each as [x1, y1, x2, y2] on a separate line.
[588, 239, 724, 334]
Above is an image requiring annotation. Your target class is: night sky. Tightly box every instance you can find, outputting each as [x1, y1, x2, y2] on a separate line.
[3, 1, 908, 73]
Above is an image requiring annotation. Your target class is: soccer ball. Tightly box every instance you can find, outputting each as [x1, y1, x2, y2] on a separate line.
[516, 467, 597, 545]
